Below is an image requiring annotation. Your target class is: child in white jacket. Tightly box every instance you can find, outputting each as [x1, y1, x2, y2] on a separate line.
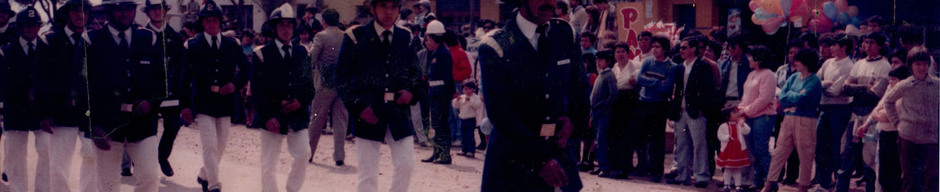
[717, 110, 751, 191]
[452, 82, 482, 157]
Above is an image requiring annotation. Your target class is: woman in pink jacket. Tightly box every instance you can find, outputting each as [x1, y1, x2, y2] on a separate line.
[734, 45, 778, 189]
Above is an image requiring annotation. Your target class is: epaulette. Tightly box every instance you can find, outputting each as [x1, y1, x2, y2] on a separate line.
[479, 29, 504, 58]
[344, 25, 361, 45]
[253, 46, 265, 63]
[138, 27, 158, 46]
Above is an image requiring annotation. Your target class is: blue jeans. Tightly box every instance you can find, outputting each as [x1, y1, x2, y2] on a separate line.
[450, 107, 461, 143]
[836, 117, 875, 192]
[594, 114, 613, 171]
[459, 118, 476, 153]
[745, 115, 775, 186]
[814, 104, 851, 188]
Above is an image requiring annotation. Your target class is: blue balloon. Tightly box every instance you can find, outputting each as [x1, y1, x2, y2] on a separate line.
[823, 2, 837, 19]
[850, 17, 860, 25]
[780, 0, 792, 16]
[837, 12, 850, 23]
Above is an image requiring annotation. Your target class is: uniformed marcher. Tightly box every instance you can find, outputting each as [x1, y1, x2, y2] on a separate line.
[141, 0, 185, 177]
[250, 4, 313, 192]
[0, 6, 50, 192]
[179, 0, 250, 191]
[0, 2, 16, 47]
[79, 0, 165, 190]
[477, 0, 590, 191]
[335, 0, 423, 191]
[417, 20, 456, 165]
[37, 0, 95, 191]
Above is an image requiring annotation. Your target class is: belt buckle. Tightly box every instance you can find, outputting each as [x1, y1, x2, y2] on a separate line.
[540, 123, 556, 139]
[384, 92, 395, 103]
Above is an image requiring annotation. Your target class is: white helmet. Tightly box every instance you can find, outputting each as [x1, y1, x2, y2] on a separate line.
[426, 20, 445, 35]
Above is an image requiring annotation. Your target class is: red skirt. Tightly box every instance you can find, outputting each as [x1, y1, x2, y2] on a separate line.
[717, 124, 750, 168]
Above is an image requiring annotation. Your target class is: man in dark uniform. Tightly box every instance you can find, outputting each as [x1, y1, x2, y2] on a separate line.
[0, 2, 16, 47]
[0, 6, 50, 192]
[80, 0, 165, 190]
[477, 0, 590, 191]
[141, 0, 185, 177]
[37, 0, 95, 191]
[417, 20, 456, 165]
[335, 0, 423, 191]
[179, 0, 250, 191]
[250, 4, 313, 191]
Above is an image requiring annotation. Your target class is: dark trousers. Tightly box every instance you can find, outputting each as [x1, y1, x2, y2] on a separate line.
[899, 137, 939, 192]
[632, 101, 668, 177]
[836, 121, 875, 192]
[815, 104, 852, 187]
[460, 118, 476, 153]
[158, 107, 182, 164]
[614, 90, 637, 173]
[879, 131, 901, 192]
[430, 104, 451, 157]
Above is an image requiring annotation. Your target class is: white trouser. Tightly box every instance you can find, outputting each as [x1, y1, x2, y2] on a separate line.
[261, 129, 310, 192]
[4, 130, 45, 192]
[357, 129, 415, 192]
[96, 136, 159, 192]
[196, 114, 231, 190]
[410, 102, 429, 144]
[79, 136, 98, 192]
[47, 127, 80, 192]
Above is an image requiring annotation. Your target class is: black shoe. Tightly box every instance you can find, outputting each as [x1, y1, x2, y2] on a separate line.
[476, 143, 486, 150]
[781, 178, 797, 186]
[694, 181, 709, 188]
[599, 170, 627, 179]
[665, 177, 686, 185]
[420, 154, 439, 163]
[159, 160, 174, 177]
[664, 170, 679, 179]
[197, 177, 208, 192]
[649, 175, 662, 183]
[2, 172, 6, 182]
[589, 168, 602, 175]
[336, 161, 344, 166]
[432, 158, 451, 165]
[309, 157, 313, 163]
[577, 163, 595, 172]
[208, 189, 220, 192]
[121, 168, 133, 176]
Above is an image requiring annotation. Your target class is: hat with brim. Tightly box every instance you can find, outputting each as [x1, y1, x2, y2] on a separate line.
[15, 6, 43, 25]
[198, 0, 223, 21]
[142, 0, 171, 12]
[0, 2, 15, 16]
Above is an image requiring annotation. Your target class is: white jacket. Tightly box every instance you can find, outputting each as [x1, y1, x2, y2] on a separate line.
[717, 120, 751, 152]
[452, 94, 482, 120]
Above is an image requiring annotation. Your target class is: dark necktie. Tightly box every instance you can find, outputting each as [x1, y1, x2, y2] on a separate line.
[71, 33, 81, 45]
[536, 24, 550, 62]
[381, 30, 391, 49]
[211, 36, 219, 51]
[27, 42, 34, 58]
[282, 45, 291, 61]
[118, 31, 128, 49]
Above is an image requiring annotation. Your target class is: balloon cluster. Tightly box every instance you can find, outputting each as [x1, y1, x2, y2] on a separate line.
[749, 0, 859, 34]
[808, 0, 860, 33]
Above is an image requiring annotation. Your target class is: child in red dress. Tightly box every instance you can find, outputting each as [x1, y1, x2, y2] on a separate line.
[717, 110, 751, 191]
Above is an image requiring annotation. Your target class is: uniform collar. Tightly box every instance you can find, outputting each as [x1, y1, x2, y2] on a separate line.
[108, 25, 132, 45]
[274, 39, 292, 57]
[373, 21, 395, 41]
[19, 37, 36, 54]
[203, 32, 222, 47]
[515, 13, 540, 42]
[147, 22, 164, 32]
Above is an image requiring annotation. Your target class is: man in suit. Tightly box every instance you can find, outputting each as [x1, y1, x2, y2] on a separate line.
[0, 6, 50, 192]
[250, 4, 313, 192]
[37, 0, 95, 191]
[140, 0, 186, 177]
[334, 0, 423, 191]
[665, 36, 718, 188]
[477, 0, 590, 191]
[307, 8, 348, 166]
[417, 20, 456, 165]
[179, 0, 250, 191]
[81, 0, 165, 191]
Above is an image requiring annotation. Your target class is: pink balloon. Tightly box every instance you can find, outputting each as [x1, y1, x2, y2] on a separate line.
[835, 0, 849, 13]
[847, 5, 859, 17]
[762, 16, 786, 34]
[809, 18, 832, 33]
[749, 0, 761, 11]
